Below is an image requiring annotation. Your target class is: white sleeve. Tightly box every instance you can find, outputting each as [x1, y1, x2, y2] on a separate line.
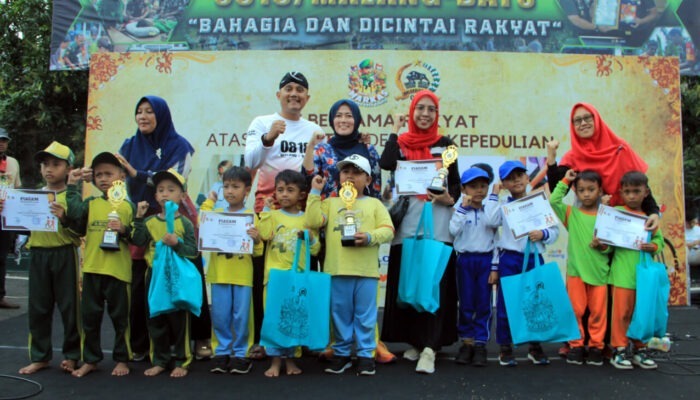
[449, 206, 468, 237]
[483, 194, 502, 228]
[244, 117, 270, 170]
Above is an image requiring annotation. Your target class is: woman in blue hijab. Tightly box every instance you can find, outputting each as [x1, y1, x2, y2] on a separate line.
[301, 99, 381, 199]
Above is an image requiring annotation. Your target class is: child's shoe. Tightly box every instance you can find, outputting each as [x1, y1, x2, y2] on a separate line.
[229, 357, 252, 374]
[528, 343, 550, 365]
[472, 344, 487, 367]
[586, 347, 604, 366]
[566, 346, 585, 365]
[611, 348, 633, 370]
[403, 347, 420, 362]
[498, 345, 517, 367]
[632, 349, 658, 370]
[210, 355, 230, 374]
[455, 343, 474, 365]
[356, 357, 376, 376]
[324, 356, 352, 374]
[415, 348, 436, 374]
[195, 340, 213, 360]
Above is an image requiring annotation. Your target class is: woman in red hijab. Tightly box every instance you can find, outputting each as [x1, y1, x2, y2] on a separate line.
[379, 90, 460, 374]
[547, 103, 660, 228]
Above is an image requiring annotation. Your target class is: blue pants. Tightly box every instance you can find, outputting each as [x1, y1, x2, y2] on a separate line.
[496, 250, 542, 346]
[331, 276, 378, 358]
[211, 284, 251, 358]
[456, 252, 493, 345]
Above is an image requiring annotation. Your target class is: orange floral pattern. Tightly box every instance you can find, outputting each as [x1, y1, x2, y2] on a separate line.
[86, 106, 102, 131]
[595, 55, 623, 77]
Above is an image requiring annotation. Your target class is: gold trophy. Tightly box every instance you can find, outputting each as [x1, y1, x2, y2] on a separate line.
[100, 180, 127, 251]
[427, 145, 458, 194]
[339, 181, 358, 247]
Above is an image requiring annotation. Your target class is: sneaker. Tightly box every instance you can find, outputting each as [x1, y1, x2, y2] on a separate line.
[415, 348, 436, 374]
[498, 345, 517, 367]
[566, 346, 585, 365]
[356, 357, 376, 376]
[229, 357, 252, 374]
[472, 344, 487, 367]
[455, 344, 474, 365]
[403, 347, 420, 362]
[632, 350, 658, 370]
[611, 349, 633, 370]
[324, 356, 352, 374]
[132, 352, 147, 362]
[586, 347, 604, 366]
[210, 355, 230, 374]
[528, 344, 550, 365]
[195, 340, 213, 360]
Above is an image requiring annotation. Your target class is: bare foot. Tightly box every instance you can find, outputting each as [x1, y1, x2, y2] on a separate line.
[112, 362, 130, 376]
[285, 359, 302, 376]
[19, 361, 49, 375]
[264, 357, 282, 378]
[144, 365, 166, 377]
[60, 359, 77, 372]
[170, 367, 188, 378]
[72, 363, 97, 377]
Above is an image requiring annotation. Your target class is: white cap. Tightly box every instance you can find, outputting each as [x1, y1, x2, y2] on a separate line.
[337, 154, 371, 176]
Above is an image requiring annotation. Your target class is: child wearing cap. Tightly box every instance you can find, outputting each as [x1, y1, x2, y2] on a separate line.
[66, 152, 135, 377]
[448, 167, 498, 367]
[13, 142, 81, 375]
[306, 154, 395, 376]
[131, 169, 198, 378]
[0, 127, 22, 310]
[484, 160, 559, 367]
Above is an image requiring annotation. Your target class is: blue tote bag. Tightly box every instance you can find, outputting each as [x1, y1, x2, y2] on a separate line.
[627, 252, 670, 343]
[261, 231, 331, 350]
[148, 240, 177, 318]
[397, 202, 452, 314]
[500, 240, 580, 344]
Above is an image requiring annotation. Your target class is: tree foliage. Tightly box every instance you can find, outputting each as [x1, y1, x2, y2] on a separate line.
[682, 76, 700, 217]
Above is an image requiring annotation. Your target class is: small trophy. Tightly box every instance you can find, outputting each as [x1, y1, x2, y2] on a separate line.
[427, 145, 459, 194]
[100, 180, 127, 251]
[339, 181, 358, 247]
[0, 175, 9, 200]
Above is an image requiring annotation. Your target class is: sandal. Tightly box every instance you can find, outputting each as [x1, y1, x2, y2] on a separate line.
[249, 344, 267, 360]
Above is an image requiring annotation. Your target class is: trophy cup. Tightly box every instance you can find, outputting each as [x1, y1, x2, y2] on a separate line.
[339, 181, 358, 247]
[427, 145, 459, 194]
[0, 175, 9, 201]
[100, 180, 127, 251]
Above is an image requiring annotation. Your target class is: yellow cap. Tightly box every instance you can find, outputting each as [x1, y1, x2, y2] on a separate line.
[35, 141, 75, 165]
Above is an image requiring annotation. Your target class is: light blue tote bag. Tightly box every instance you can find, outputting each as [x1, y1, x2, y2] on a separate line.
[627, 252, 670, 343]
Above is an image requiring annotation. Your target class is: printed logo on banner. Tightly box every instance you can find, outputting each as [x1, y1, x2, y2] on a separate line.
[395, 61, 440, 100]
[348, 59, 389, 107]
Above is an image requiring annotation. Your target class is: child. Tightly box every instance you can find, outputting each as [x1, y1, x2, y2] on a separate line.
[550, 169, 609, 366]
[66, 152, 134, 377]
[209, 159, 232, 210]
[449, 167, 498, 367]
[257, 169, 320, 377]
[306, 154, 394, 376]
[484, 160, 559, 367]
[201, 166, 263, 374]
[131, 169, 198, 378]
[14, 142, 81, 375]
[591, 171, 664, 370]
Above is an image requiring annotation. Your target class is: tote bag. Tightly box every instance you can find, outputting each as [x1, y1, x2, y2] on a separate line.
[261, 231, 331, 350]
[397, 202, 452, 313]
[500, 240, 580, 344]
[627, 252, 670, 343]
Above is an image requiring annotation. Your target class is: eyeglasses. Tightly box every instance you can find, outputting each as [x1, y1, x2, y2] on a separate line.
[415, 105, 437, 113]
[572, 115, 594, 126]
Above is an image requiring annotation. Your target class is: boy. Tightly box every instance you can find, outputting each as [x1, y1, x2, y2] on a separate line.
[306, 154, 394, 376]
[201, 166, 263, 374]
[449, 167, 498, 367]
[132, 169, 198, 378]
[66, 152, 134, 377]
[484, 160, 559, 367]
[15, 142, 81, 374]
[592, 171, 664, 370]
[550, 169, 608, 366]
[258, 169, 320, 377]
[209, 159, 232, 210]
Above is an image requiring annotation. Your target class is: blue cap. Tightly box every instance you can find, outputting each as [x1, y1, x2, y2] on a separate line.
[499, 160, 526, 180]
[460, 167, 490, 185]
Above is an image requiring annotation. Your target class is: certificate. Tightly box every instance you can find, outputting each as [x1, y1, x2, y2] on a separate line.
[502, 191, 559, 239]
[198, 211, 255, 254]
[1, 189, 58, 232]
[395, 159, 442, 195]
[594, 205, 648, 250]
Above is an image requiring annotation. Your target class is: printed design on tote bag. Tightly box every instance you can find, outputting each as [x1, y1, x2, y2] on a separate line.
[164, 257, 180, 297]
[522, 281, 556, 332]
[278, 285, 309, 339]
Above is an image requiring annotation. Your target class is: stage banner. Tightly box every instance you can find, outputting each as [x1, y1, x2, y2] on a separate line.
[85, 50, 687, 305]
[54, 0, 699, 75]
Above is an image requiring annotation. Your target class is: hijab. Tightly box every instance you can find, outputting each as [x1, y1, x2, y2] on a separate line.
[397, 90, 442, 161]
[559, 102, 648, 205]
[327, 99, 370, 161]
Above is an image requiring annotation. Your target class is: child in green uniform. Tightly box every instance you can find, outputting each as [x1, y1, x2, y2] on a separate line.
[14, 142, 81, 375]
[67, 152, 134, 378]
[132, 169, 198, 378]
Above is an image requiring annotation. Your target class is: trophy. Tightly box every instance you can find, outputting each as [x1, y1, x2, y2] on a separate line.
[100, 180, 127, 251]
[339, 181, 358, 247]
[427, 145, 458, 194]
[0, 175, 9, 200]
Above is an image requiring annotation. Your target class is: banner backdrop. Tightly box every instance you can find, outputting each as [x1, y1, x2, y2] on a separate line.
[54, 0, 700, 75]
[85, 50, 687, 305]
